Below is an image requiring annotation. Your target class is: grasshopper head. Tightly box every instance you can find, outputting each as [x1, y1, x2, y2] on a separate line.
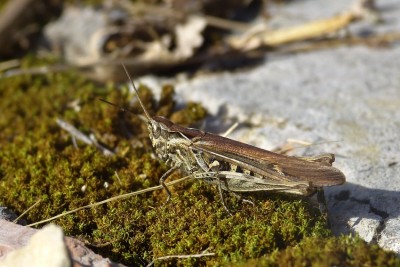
[149, 116, 173, 139]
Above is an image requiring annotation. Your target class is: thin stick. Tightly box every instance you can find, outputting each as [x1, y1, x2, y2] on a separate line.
[13, 198, 41, 223]
[0, 58, 19, 72]
[114, 171, 122, 185]
[275, 139, 342, 154]
[56, 118, 114, 156]
[1, 64, 71, 78]
[222, 122, 239, 138]
[146, 252, 215, 267]
[27, 176, 191, 227]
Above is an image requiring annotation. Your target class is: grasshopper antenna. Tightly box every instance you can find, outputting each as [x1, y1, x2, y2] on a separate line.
[122, 64, 152, 121]
[99, 98, 135, 116]
[98, 98, 147, 122]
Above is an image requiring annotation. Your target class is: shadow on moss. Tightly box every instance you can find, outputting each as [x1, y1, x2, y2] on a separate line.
[0, 59, 399, 266]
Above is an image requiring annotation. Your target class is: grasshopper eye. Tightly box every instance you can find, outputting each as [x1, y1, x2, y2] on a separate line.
[152, 123, 161, 138]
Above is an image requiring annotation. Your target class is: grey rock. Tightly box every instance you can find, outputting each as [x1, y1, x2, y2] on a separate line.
[0, 207, 27, 225]
[154, 0, 400, 254]
[0, 207, 17, 222]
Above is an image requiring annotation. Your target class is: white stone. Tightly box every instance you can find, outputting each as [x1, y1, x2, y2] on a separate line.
[0, 224, 70, 267]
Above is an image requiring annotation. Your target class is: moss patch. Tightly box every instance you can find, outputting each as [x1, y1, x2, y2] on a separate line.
[235, 235, 400, 267]
[0, 59, 399, 266]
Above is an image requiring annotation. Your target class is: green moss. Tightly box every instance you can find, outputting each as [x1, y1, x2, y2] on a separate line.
[235, 235, 400, 267]
[0, 57, 399, 266]
[170, 101, 208, 126]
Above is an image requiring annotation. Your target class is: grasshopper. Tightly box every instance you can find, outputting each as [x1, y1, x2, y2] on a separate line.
[104, 66, 345, 213]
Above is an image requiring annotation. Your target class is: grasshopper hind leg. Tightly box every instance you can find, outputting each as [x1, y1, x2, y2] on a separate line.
[307, 188, 331, 227]
[231, 192, 255, 207]
[217, 178, 255, 216]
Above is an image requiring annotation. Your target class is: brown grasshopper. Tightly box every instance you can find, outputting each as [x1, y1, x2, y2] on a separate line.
[103, 66, 345, 213]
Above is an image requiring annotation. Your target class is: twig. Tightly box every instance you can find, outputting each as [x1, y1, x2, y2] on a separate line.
[1, 64, 72, 79]
[0, 0, 35, 54]
[222, 122, 239, 138]
[13, 198, 41, 223]
[273, 139, 342, 155]
[27, 175, 192, 227]
[114, 171, 122, 185]
[56, 118, 114, 156]
[0, 59, 20, 72]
